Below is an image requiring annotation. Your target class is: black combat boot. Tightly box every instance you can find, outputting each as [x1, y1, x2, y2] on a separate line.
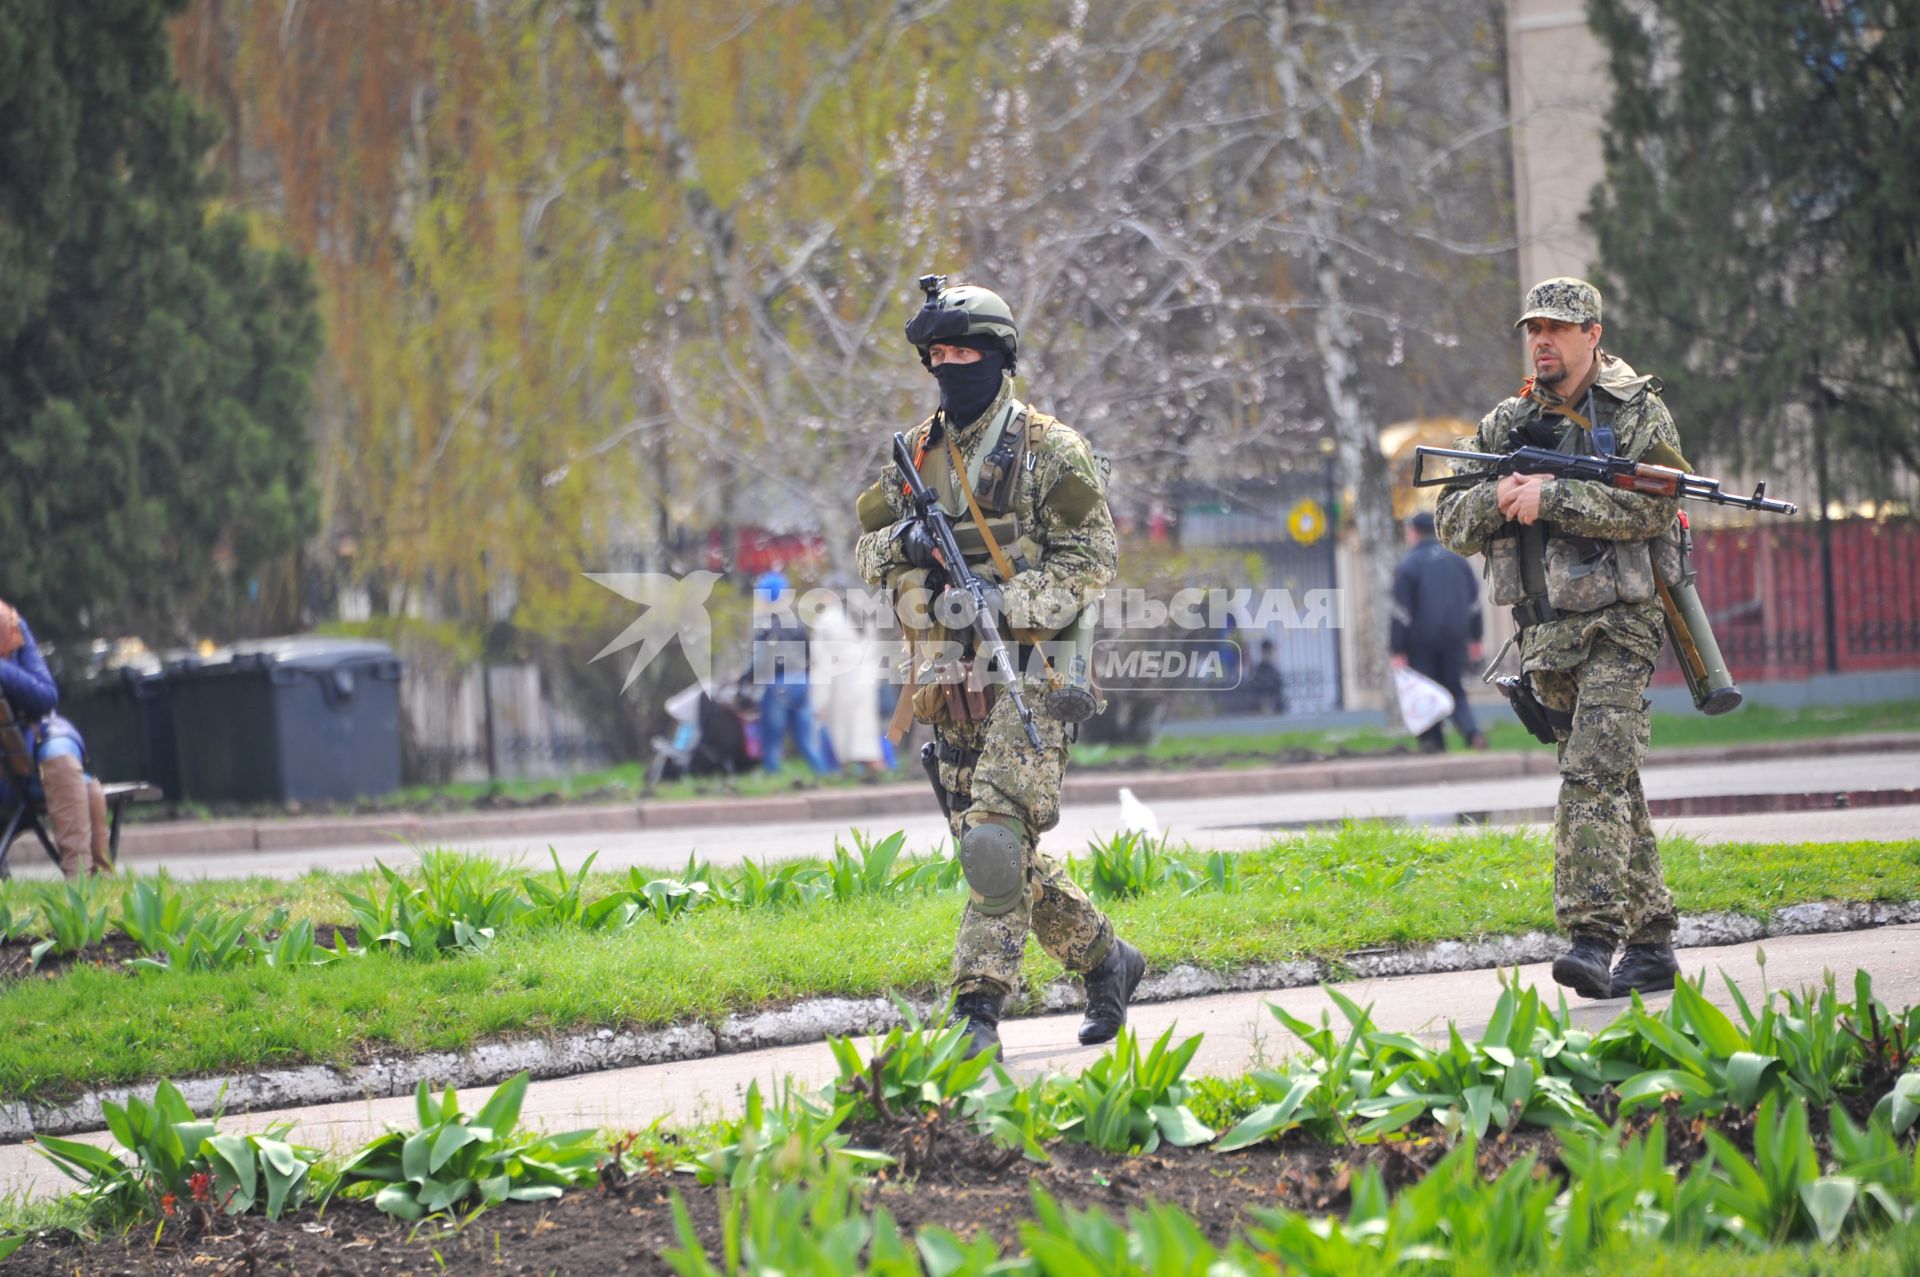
[1550, 933, 1617, 1000]
[1611, 942, 1680, 998]
[951, 991, 1004, 1060]
[1077, 939, 1146, 1046]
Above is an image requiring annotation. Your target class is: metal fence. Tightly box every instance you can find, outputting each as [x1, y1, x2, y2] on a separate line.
[1652, 515, 1920, 686]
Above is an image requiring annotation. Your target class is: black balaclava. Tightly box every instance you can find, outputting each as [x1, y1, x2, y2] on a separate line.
[930, 335, 1009, 428]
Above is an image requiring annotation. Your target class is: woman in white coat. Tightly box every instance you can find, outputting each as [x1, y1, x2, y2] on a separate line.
[808, 575, 885, 773]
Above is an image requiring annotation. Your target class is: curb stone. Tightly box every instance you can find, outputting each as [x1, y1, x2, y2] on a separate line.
[4, 900, 1916, 1144]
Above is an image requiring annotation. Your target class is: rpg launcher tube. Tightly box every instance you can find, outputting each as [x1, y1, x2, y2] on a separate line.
[1659, 571, 1743, 716]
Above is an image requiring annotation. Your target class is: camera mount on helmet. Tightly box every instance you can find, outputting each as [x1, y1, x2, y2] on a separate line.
[905, 281, 973, 348]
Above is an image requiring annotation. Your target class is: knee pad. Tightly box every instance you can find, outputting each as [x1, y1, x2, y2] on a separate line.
[958, 815, 1026, 916]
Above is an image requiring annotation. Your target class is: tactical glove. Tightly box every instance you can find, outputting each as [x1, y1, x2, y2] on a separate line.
[892, 518, 940, 570]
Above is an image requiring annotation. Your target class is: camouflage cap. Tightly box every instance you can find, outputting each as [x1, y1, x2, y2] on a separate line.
[1514, 277, 1602, 329]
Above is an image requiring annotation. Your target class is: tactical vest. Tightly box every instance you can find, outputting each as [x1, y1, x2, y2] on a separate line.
[1485, 388, 1657, 627]
[857, 398, 1105, 587]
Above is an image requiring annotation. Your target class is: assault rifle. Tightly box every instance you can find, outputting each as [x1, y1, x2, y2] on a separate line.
[892, 431, 1044, 749]
[1413, 445, 1798, 515]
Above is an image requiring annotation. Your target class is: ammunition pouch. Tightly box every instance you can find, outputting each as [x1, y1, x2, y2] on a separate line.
[1542, 534, 1657, 613]
[1486, 533, 1526, 606]
[1497, 674, 1571, 745]
[912, 657, 998, 728]
[1493, 518, 1657, 631]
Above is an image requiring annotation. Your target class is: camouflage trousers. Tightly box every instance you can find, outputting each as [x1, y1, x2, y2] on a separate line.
[1532, 635, 1678, 945]
[934, 674, 1114, 999]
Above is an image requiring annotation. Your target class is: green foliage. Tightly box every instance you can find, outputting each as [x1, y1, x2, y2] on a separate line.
[18, 972, 1920, 1268]
[1024, 1186, 1253, 1276]
[0, 895, 29, 945]
[116, 875, 204, 955]
[32, 1080, 316, 1223]
[729, 858, 831, 910]
[1054, 1025, 1214, 1154]
[0, 0, 318, 639]
[30, 877, 110, 969]
[624, 868, 718, 923]
[1079, 831, 1182, 902]
[1222, 979, 1614, 1150]
[1611, 970, 1909, 1117]
[1588, 0, 1920, 489]
[339, 856, 524, 957]
[1220, 969, 1920, 1154]
[1703, 1094, 1872, 1247]
[665, 1161, 981, 1277]
[329, 1073, 599, 1220]
[826, 996, 1067, 1162]
[1248, 1144, 1560, 1275]
[826, 829, 907, 903]
[683, 1080, 890, 1189]
[253, 915, 314, 968]
[5, 829, 1919, 1103]
[1186, 1074, 1264, 1135]
[829, 998, 1003, 1118]
[519, 848, 601, 928]
[127, 906, 257, 975]
[1186, 849, 1244, 896]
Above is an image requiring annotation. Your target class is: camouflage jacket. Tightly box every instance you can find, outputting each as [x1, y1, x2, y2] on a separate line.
[1435, 353, 1686, 673]
[854, 376, 1117, 635]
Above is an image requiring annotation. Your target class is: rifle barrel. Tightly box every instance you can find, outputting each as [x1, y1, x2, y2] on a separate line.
[1411, 445, 1798, 515]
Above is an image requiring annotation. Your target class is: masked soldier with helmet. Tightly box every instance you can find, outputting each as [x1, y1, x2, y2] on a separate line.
[1435, 278, 1685, 1001]
[854, 275, 1145, 1058]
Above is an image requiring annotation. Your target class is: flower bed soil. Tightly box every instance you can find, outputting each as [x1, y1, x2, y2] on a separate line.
[9, 1104, 1762, 1277]
[0, 926, 359, 985]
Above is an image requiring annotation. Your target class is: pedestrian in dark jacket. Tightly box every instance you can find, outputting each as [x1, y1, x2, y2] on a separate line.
[1389, 512, 1486, 752]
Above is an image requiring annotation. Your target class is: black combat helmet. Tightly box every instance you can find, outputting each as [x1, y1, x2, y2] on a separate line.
[905, 274, 1019, 371]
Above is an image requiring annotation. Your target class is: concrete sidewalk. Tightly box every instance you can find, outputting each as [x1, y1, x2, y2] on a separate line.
[5, 921, 1914, 1204]
[45, 746, 1917, 882]
[111, 732, 1920, 863]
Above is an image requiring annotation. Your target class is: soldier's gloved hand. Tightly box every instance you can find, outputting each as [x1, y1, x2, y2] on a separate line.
[891, 518, 940, 570]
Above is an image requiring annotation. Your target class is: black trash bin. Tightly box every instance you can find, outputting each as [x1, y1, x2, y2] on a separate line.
[61, 659, 191, 801]
[170, 637, 403, 805]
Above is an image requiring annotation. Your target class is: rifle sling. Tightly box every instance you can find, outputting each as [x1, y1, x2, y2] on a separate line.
[943, 434, 1055, 662]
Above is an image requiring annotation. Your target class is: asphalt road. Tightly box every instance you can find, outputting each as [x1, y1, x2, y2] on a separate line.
[3, 921, 1915, 1204]
[21, 749, 1915, 881]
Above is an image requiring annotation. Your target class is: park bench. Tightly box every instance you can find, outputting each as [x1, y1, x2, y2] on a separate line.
[0, 695, 162, 879]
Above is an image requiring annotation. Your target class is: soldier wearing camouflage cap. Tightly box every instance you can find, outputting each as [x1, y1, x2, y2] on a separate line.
[1435, 277, 1688, 1001]
[853, 274, 1145, 1058]
[1513, 276, 1603, 329]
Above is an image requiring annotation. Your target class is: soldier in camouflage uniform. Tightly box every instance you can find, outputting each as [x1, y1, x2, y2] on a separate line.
[1435, 278, 1684, 1000]
[854, 277, 1146, 1057]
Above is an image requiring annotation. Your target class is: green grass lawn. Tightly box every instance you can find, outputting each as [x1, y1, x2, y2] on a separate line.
[2, 824, 1916, 1102]
[1101, 697, 1920, 769]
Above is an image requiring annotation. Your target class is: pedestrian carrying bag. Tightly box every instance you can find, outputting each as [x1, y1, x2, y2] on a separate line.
[1393, 665, 1456, 736]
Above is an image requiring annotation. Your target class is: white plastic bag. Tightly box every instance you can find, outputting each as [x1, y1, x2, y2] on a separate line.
[1394, 665, 1456, 736]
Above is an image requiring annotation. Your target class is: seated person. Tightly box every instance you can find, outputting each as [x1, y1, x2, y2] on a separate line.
[0, 600, 111, 876]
